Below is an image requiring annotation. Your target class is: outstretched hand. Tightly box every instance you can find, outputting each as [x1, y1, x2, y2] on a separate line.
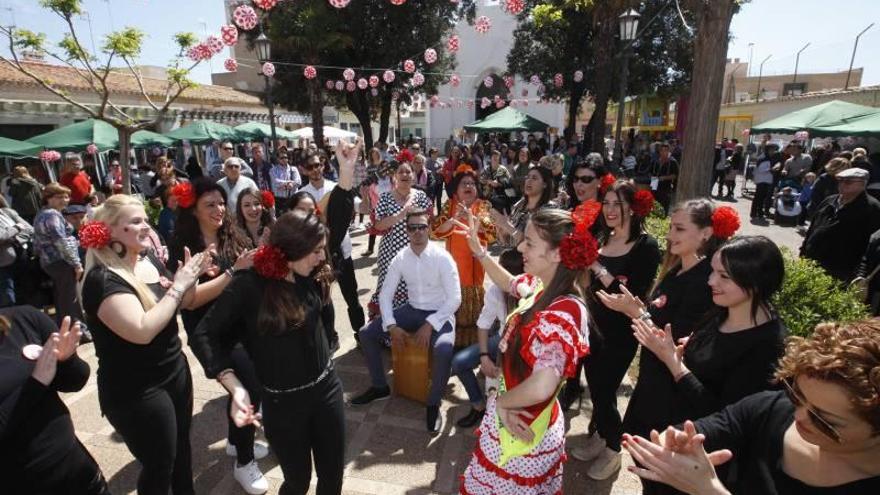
[335, 137, 364, 191]
[597, 284, 645, 319]
[450, 207, 484, 257]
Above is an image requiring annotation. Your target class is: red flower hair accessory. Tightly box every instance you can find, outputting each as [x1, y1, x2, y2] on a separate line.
[599, 173, 616, 195]
[260, 190, 275, 209]
[560, 200, 601, 270]
[454, 164, 476, 177]
[711, 206, 740, 239]
[171, 182, 196, 209]
[395, 149, 414, 164]
[253, 245, 289, 280]
[631, 190, 654, 217]
[79, 221, 112, 249]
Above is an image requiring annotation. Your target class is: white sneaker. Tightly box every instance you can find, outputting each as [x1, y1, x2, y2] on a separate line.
[226, 441, 269, 460]
[233, 460, 269, 495]
[587, 447, 622, 480]
[571, 433, 606, 462]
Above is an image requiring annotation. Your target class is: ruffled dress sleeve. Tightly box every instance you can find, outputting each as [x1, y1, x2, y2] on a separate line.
[519, 296, 589, 379]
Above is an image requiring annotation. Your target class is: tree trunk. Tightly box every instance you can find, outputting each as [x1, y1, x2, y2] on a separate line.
[119, 128, 132, 195]
[309, 78, 326, 149]
[377, 91, 393, 144]
[589, 12, 616, 153]
[565, 87, 583, 142]
[346, 92, 374, 147]
[677, 0, 736, 201]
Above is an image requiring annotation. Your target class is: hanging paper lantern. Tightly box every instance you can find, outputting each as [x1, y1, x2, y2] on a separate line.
[450, 73, 461, 87]
[447, 34, 460, 53]
[554, 73, 563, 87]
[343, 68, 355, 81]
[254, 0, 278, 10]
[303, 65, 317, 79]
[205, 35, 224, 54]
[39, 150, 60, 162]
[357, 78, 368, 90]
[232, 5, 258, 31]
[220, 25, 238, 46]
[262, 62, 276, 77]
[224, 58, 238, 72]
[327, 0, 350, 8]
[475, 16, 492, 34]
[503, 75, 514, 88]
[483, 76, 494, 88]
[187, 43, 212, 62]
[412, 72, 425, 87]
[521, 88, 528, 97]
[383, 70, 395, 83]
[403, 59, 415, 73]
[335, 80, 344, 91]
[480, 97, 491, 109]
[325, 80, 334, 90]
[504, 0, 526, 14]
[390, 0, 407, 5]
[573, 70, 584, 83]
[370, 88, 378, 96]
[86, 143, 98, 155]
[369, 75, 379, 87]
[530, 74, 541, 85]
[424, 48, 437, 64]
[346, 81, 356, 92]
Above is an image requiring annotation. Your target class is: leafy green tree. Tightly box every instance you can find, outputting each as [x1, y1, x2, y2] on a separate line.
[0, 0, 205, 193]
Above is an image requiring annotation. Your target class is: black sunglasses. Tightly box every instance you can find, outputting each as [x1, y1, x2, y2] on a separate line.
[222, 147, 234, 151]
[573, 175, 597, 184]
[406, 224, 428, 233]
[304, 163, 322, 170]
[782, 378, 842, 443]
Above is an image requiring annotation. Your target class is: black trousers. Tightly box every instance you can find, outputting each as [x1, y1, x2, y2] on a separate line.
[228, 345, 261, 465]
[584, 333, 639, 451]
[751, 183, 772, 218]
[262, 372, 345, 495]
[103, 363, 194, 495]
[22, 439, 109, 495]
[712, 170, 728, 196]
[336, 256, 365, 333]
[42, 260, 84, 326]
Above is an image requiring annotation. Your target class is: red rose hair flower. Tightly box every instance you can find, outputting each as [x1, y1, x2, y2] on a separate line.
[711, 206, 740, 239]
[631, 190, 655, 217]
[79, 221, 112, 249]
[171, 182, 196, 209]
[395, 149, 414, 164]
[560, 200, 601, 270]
[599, 173, 616, 195]
[253, 245, 289, 280]
[260, 190, 275, 208]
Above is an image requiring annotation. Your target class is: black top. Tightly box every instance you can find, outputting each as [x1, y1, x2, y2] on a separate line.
[588, 234, 662, 347]
[0, 306, 90, 480]
[801, 192, 880, 281]
[652, 157, 679, 194]
[624, 257, 717, 437]
[190, 270, 335, 391]
[696, 391, 880, 494]
[82, 253, 186, 409]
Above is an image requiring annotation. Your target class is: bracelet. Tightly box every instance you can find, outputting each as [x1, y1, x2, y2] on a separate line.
[167, 286, 184, 303]
[595, 266, 610, 278]
[224, 267, 235, 279]
[637, 310, 653, 322]
[216, 368, 235, 382]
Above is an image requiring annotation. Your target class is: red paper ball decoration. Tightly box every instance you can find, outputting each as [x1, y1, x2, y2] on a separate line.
[403, 59, 415, 73]
[262, 62, 276, 77]
[232, 5, 258, 31]
[412, 72, 425, 86]
[574, 70, 584, 83]
[327, 0, 350, 8]
[383, 70, 395, 83]
[335, 80, 344, 91]
[346, 81, 356, 92]
[357, 78, 368, 90]
[254, 0, 278, 10]
[424, 48, 437, 64]
[224, 58, 238, 72]
[475, 16, 492, 34]
[504, 0, 526, 15]
[369, 75, 379, 87]
[447, 34, 460, 53]
[450, 73, 461, 87]
[304, 65, 317, 79]
[343, 68, 355, 81]
[483, 76, 494, 88]
[554, 73, 563, 87]
[205, 35, 224, 54]
[325, 80, 334, 90]
[220, 25, 238, 46]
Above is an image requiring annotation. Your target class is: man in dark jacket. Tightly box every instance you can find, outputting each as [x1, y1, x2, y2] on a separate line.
[801, 167, 880, 282]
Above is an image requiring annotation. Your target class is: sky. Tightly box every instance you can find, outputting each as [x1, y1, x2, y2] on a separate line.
[0, 0, 878, 87]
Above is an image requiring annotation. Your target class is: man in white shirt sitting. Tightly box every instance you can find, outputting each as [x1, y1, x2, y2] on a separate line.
[350, 209, 461, 433]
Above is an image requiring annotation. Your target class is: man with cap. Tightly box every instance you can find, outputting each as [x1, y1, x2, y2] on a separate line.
[801, 167, 880, 281]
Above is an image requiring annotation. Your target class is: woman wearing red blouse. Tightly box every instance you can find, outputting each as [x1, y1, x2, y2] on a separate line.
[59, 154, 94, 205]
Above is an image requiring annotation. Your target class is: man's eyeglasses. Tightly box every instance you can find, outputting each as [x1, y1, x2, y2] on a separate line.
[573, 175, 597, 185]
[222, 147, 234, 151]
[782, 377, 842, 443]
[406, 224, 428, 233]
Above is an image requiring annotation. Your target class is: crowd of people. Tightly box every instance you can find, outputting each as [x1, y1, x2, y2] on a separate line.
[0, 131, 878, 495]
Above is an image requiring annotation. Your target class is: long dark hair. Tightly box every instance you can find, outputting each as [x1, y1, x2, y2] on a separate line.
[717, 235, 784, 322]
[598, 180, 645, 244]
[257, 210, 334, 335]
[505, 209, 589, 379]
[566, 153, 607, 209]
[526, 165, 555, 207]
[289, 190, 318, 212]
[173, 177, 251, 264]
[235, 187, 273, 233]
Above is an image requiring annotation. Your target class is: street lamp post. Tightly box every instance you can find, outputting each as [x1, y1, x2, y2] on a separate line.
[747, 42, 754, 77]
[614, 8, 640, 166]
[792, 42, 810, 86]
[254, 31, 278, 157]
[845, 23, 874, 90]
[756, 54, 772, 102]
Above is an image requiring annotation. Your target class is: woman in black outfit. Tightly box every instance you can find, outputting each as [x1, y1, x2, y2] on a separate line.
[623, 318, 880, 494]
[192, 140, 359, 495]
[571, 181, 662, 480]
[167, 178, 264, 493]
[597, 199, 737, 488]
[0, 308, 107, 494]
[628, 235, 787, 494]
[80, 194, 213, 495]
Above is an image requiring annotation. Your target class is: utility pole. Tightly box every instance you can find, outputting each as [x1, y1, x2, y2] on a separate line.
[756, 54, 771, 102]
[845, 23, 874, 90]
[792, 42, 810, 86]
[747, 42, 754, 77]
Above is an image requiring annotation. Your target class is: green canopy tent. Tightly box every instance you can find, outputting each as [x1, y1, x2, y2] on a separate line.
[750, 100, 880, 136]
[27, 118, 119, 152]
[463, 107, 550, 133]
[164, 121, 240, 145]
[811, 109, 880, 138]
[234, 122, 296, 141]
[0, 136, 42, 158]
[130, 130, 176, 148]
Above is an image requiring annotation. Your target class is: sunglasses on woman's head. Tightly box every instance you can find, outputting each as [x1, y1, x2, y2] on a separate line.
[782, 378, 842, 443]
[573, 175, 597, 184]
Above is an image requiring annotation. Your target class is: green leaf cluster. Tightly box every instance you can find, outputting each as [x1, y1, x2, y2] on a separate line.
[39, 0, 83, 17]
[12, 29, 46, 51]
[174, 32, 198, 50]
[103, 27, 144, 58]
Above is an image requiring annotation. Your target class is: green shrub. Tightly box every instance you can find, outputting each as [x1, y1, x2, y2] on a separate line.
[773, 250, 869, 337]
[644, 201, 669, 252]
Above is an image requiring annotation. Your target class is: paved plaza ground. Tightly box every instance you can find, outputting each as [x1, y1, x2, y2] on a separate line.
[64, 184, 803, 494]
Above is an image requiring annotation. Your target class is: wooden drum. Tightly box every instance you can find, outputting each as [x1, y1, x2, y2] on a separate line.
[391, 339, 432, 405]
